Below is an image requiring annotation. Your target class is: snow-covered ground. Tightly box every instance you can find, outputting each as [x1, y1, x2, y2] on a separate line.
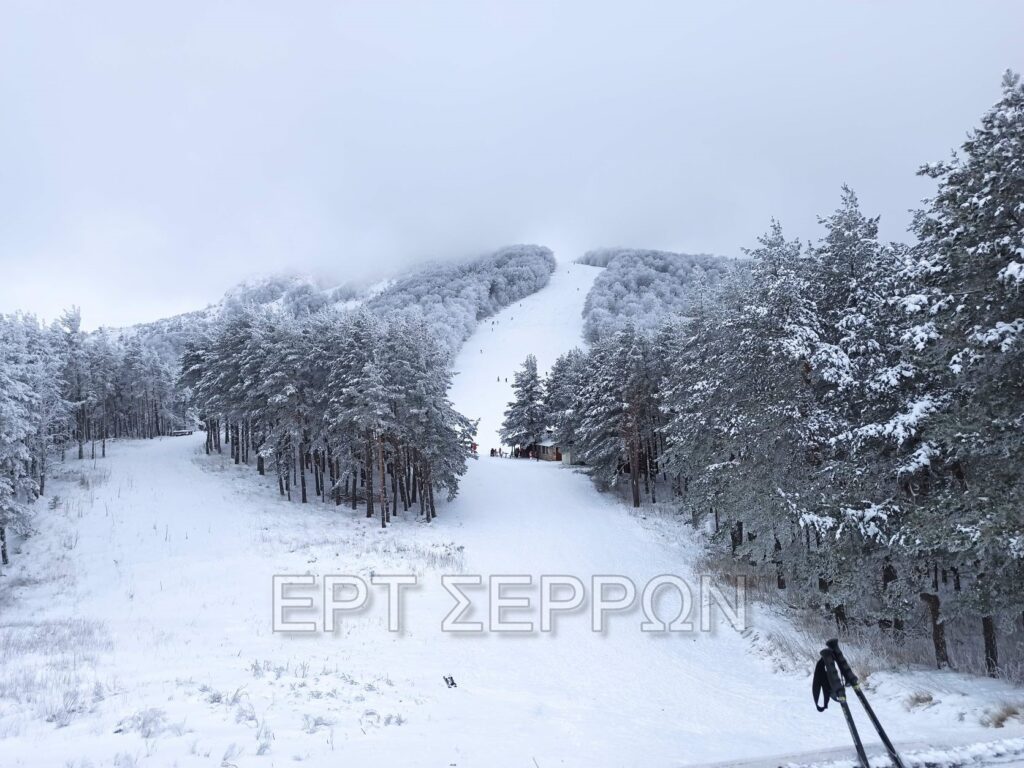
[1, 261, 1023, 767]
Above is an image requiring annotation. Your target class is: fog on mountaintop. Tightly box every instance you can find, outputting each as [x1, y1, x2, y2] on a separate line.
[1, 1, 1023, 327]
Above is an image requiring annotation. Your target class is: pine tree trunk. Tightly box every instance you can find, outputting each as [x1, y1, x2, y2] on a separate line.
[648, 445, 656, 504]
[833, 604, 848, 632]
[397, 455, 409, 512]
[365, 441, 375, 518]
[334, 460, 342, 506]
[391, 458, 399, 517]
[920, 592, 950, 668]
[0, 526, 8, 566]
[378, 442, 389, 529]
[326, 447, 335, 502]
[298, 440, 308, 503]
[982, 615, 998, 677]
[629, 442, 641, 508]
[351, 462, 358, 510]
[312, 451, 321, 499]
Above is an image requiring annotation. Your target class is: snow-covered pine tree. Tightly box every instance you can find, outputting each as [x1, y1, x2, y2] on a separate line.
[499, 354, 548, 450]
[0, 316, 38, 566]
[544, 348, 587, 452]
[803, 189, 932, 633]
[907, 71, 1024, 673]
[550, 325, 662, 505]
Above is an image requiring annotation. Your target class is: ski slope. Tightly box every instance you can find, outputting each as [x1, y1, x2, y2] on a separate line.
[450, 261, 601, 450]
[1, 260, 1022, 767]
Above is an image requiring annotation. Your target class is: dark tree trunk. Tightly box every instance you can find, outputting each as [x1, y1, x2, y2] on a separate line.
[392, 461, 399, 516]
[775, 537, 786, 589]
[312, 451, 321, 499]
[0, 526, 8, 565]
[378, 442, 389, 529]
[629, 442, 641, 508]
[982, 615, 998, 677]
[326, 447, 336, 503]
[365, 442, 375, 518]
[833, 604, 848, 632]
[920, 592, 950, 668]
[352, 463, 358, 510]
[731, 521, 744, 554]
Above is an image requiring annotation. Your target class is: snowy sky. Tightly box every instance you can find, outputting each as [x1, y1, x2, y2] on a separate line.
[2, 1, 1023, 329]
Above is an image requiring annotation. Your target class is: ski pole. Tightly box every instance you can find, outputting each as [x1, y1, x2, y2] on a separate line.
[821, 648, 871, 768]
[827, 640, 907, 768]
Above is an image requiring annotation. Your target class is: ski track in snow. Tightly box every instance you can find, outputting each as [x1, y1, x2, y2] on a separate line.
[2, 261, 1023, 767]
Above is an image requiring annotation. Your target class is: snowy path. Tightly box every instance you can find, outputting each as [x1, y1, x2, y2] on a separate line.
[2, 262, 1022, 767]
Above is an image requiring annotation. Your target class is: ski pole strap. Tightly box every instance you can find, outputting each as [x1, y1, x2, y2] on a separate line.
[812, 657, 830, 712]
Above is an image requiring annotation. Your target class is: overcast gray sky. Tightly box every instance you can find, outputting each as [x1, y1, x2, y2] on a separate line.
[1, 1, 1022, 328]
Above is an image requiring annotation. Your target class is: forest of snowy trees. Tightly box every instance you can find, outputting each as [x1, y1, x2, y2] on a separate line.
[180, 307, 475, 525]
[367, 244, 557, 355]
[577, 248, 735, 342]
[0, 246, 557, 554]
[0, 308, 183, 563]
[179, 245, 556, 527]
[525, 73, 1024, 677]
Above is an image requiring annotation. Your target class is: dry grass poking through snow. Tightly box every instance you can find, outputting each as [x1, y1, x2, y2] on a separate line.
[0, 462, 116, 738]
[0, 619, 113, 735]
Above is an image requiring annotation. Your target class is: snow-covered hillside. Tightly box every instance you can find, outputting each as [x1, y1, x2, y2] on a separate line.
[1, 259, 1022, 767]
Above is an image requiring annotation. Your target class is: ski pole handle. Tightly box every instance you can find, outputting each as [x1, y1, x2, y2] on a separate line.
[820, 649, 846, 701]
[827, 639, 860, 686]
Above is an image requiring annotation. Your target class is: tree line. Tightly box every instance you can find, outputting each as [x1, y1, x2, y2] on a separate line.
[0, 308, 182, 564]
[181, 307, 476, 526]
[512, 73, 1023, 677]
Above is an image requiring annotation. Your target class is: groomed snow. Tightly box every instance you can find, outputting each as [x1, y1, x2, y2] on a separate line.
[1, 260, 1022, 767]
